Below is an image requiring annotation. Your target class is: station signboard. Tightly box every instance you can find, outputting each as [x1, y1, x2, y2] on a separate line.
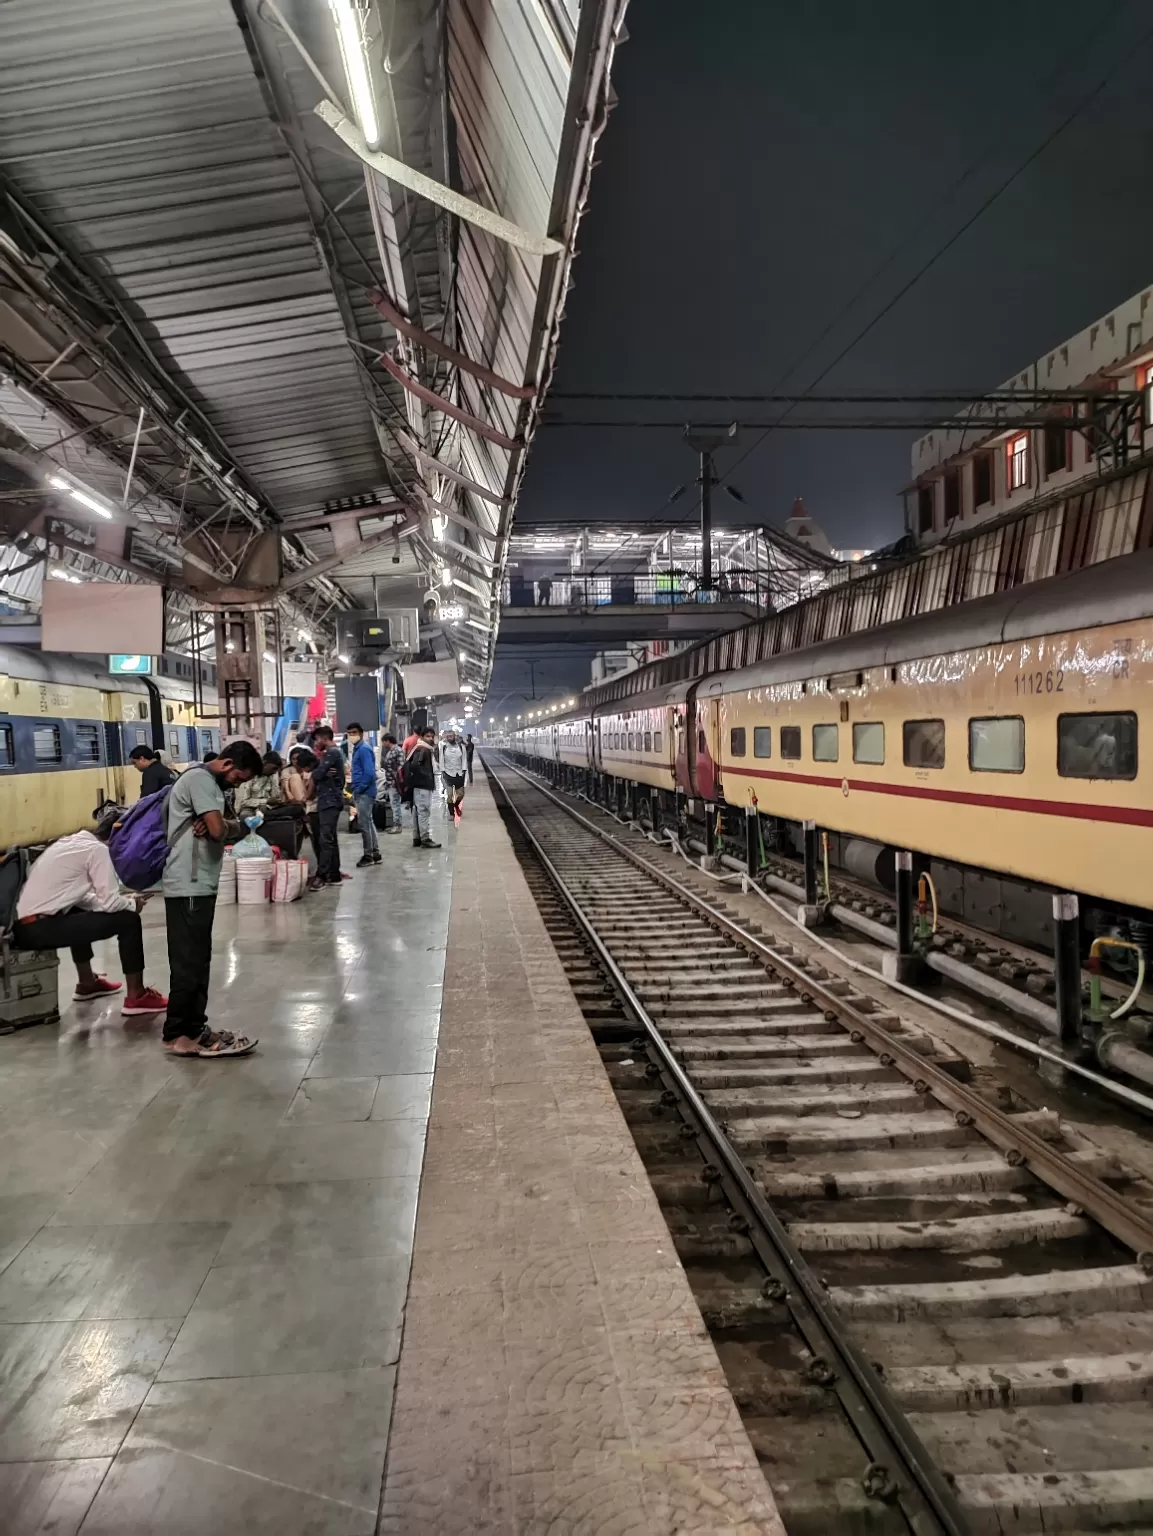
[108, 654, 153, 675]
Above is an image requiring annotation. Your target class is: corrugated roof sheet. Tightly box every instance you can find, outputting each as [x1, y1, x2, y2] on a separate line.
[0, 0, 386, 515]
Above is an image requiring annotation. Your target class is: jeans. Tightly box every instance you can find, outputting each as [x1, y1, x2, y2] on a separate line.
[388, 787, 403, 829]
[411, 787, 432, 842]
[317, 805, 342, 881]
[14, 907, 145, 976]
[355, 792, 379, 855]
[163, 895, 216, 1041]
[466, 755, 474, 784]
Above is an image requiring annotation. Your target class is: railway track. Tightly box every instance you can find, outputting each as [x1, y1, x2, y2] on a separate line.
[486, 753, 1153, 1536]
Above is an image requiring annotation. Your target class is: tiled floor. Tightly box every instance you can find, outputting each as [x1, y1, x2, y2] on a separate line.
[0, 805, 455, 1536]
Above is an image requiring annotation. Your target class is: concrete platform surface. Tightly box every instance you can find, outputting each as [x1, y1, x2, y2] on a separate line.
[0, 777, 781, 1535]
[0, 804, 455, 1536]
[379, 770, 782, 1534]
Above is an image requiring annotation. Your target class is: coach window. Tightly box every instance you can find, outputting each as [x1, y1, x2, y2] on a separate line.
[812, 724, 839, 762]
[1058, 712, 1137, 780]
[74, 724, 101, 763]
[780, 725, 801, 760]
[654, 730, 662, 752]
[628, 731, 635, 750]
[730, 727, 747, 757]
[644, 731, 652, 752]
[33, 724, 62, 764]
[753, 726, 772, 758]
[169, 727, 181, 758]
[0, 722, 13, 767]
[969, 716, 1025, 773]
[903, 719, 945, 769]
[852, 721, 885, 764]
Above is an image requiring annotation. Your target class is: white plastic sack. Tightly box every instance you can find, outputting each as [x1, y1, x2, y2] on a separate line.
[271, 858, 307, 903]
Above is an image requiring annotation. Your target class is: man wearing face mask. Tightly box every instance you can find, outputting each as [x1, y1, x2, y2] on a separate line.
[346, 722, 381, 868]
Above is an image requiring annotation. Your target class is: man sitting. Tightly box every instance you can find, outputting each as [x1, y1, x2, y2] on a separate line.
[12, 809, 166, 1015]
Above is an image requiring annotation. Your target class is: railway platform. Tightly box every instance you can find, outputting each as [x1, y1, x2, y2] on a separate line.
[0, 775, 780, 1535]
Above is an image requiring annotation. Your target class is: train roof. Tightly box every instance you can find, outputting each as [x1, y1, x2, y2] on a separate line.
[543, 549, 1153, 726]
[726, 547, 1153, 692]
[0, 646, 197, 699]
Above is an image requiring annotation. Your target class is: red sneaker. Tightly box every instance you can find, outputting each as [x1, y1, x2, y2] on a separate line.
[121, 988, 168, 1016]
[73, 976, 123, 1001]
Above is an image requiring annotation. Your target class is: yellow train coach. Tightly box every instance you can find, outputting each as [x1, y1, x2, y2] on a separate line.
[520, 550, 1153, 938]
[0, 647, 216, 847]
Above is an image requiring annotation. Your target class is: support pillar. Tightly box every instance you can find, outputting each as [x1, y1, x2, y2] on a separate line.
[883, 850, 926, 983]
[799, 819, 822, 927]
[1053, 893, 1083, 1049]
[744, 806, 759, 879]
[705, 803, 716, 856]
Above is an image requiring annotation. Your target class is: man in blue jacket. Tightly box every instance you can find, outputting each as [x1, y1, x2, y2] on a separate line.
[346, 722, 381, 868]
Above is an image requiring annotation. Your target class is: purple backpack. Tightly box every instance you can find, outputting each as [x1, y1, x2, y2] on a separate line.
[108, 766, 208, 890]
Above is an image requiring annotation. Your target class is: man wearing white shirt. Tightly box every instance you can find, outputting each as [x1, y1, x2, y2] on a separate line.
[12, 811, 167, 1015]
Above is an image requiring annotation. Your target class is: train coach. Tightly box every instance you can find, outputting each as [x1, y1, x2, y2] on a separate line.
[0, 647, 219, 846]
[513, 550, 1153, 949]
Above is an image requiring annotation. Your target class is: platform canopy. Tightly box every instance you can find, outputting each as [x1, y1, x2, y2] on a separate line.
[0, 0, 625, 695]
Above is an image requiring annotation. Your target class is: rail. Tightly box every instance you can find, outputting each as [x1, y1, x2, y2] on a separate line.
[488, 753, 969, 1536]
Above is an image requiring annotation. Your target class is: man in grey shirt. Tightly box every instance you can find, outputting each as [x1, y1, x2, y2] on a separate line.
[161, 741, 263, 1058]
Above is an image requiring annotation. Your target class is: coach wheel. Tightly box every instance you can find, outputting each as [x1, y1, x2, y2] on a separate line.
[636, 795, 654, 833]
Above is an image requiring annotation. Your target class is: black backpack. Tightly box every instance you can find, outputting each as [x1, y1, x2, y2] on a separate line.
[0, 848, 30, 938]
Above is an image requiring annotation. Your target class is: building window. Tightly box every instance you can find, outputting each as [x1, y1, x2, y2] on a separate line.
[753, 726, 772, 758]
[1058, 712, 1137, 780]
[973, 451, 994, 508]
[33, 724, 62, 764]
[0, 722, 13, 768]
[1043, 419, 1069, 477]
[780, 726, 802, 760]
[730, 727, 746, 757]
[943, 469, 960, 523]
[903, 719, 945, 769]
[1007, 433, 1029, 491]
[969, 716, 1025, 773]
[74, 724, 101, 763]
[812, 724, 839, 762]
[852, 721, 885, 764]
[917, 484, 934, 534]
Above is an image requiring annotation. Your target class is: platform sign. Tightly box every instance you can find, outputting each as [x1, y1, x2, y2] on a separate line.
[108, 654, 153, 676]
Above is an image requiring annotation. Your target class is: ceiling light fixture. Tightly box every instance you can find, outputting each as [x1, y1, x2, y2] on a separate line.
[330, 0, 379, 147]
[338, 653, 351, 665]
[441, 565, 453, 586]
[47, 474, 113, 521]
[47, 567, 82, 584]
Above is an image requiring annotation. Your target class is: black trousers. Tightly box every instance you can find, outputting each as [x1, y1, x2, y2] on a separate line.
[163, 895, 216, 1042]
[14, 908, 145, 976]
[466, 756, 474, 784]
[317, 805, 342, 882]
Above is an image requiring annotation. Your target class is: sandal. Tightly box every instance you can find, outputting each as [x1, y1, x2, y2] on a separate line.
[165, 1028, 258, 1058]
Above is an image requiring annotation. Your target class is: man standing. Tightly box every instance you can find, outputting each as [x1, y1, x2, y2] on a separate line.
[440, 730, 467, 822]
[347, 722, 381, 868]
[310, 725, 347, 888]
[379, 733, 404, 835]
[405, 728, 441, 849]
[537, 574, 552, 606]
[161, 742, 262, 1058]
[129, 745, 174, 798]
[464, 733, 475, 784]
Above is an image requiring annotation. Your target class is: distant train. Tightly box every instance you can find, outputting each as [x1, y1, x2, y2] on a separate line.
[506, 551, 1153, 951]
[0, 647, 220, 846]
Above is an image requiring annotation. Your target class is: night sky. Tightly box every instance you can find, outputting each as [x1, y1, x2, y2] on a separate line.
[487, 0, 1153, 718]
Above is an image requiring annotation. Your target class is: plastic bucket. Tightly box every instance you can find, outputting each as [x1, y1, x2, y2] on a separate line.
[217, 855, 238, 906]
[236, 857, 274, 905]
